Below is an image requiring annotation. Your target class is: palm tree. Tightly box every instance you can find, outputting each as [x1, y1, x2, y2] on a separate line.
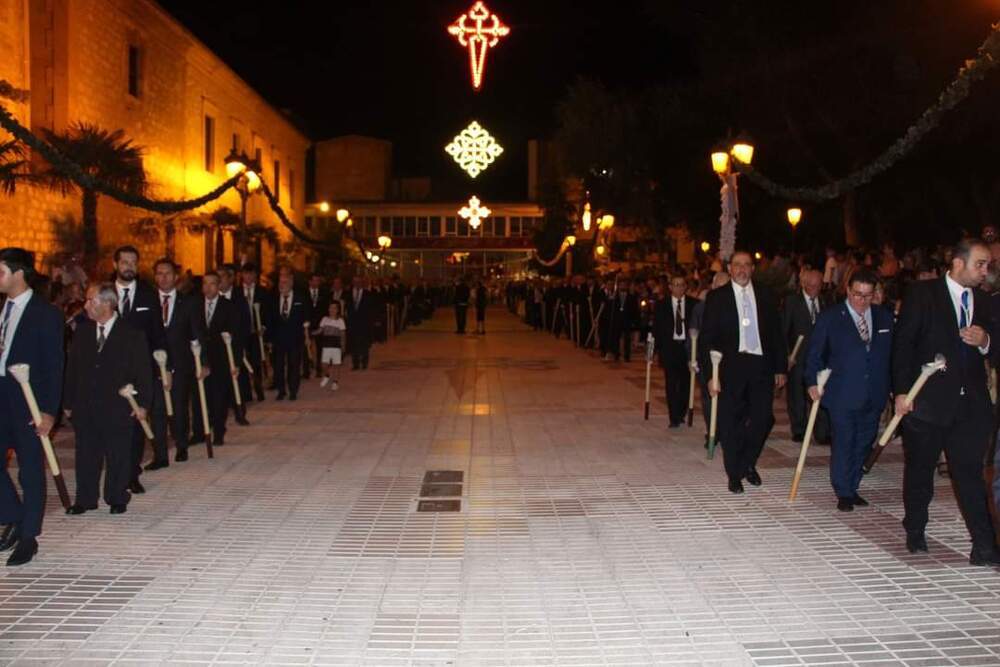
[0, 140, 30, 195]
[39, 123, 147, 269]
[179, 206, 240, 268]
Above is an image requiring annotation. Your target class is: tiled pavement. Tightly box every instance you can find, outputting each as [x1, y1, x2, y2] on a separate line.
[1, 306, 999, 666]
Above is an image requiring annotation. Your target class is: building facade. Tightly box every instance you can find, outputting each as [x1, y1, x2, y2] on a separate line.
[0, 0, 308, 275]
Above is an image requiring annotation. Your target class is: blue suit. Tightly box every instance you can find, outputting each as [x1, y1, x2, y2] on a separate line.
[804, 302, 893, 499]
[0, 292, 64, 539]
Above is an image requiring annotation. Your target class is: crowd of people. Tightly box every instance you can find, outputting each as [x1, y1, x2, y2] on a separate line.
[507, 233, 1000, 569]
[0, 244, 442, 566]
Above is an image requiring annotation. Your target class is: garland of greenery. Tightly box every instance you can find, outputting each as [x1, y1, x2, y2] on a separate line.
[0, 80, 29, 104]
[258, 179, 373, 258]
[737, 22, 1000, 202]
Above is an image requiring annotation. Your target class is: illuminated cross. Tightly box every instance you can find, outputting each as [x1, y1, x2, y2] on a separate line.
[459, 195, 491, 229]
[445, 120, 504, 178]
[447, 2, 510, 91]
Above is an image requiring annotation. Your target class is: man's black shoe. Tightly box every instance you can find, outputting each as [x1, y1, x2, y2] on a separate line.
[213, 435, 225, 446]
[837, 498, 854, 512]
[255, 391, 265, 402]
[6, 538, 37, 567]
[289, 394, 298, 401]
[0, 524, 19, 552]
[745, 468, 762, 487]
[144, 460, 169, 471]
[969, 547, 1000, 567]
[791, 434, 804, 443]
[128, 480, 146, 495]
[851, 495, 869, 507]
[109, 505, 127, 515]
[728, 478, 744, 494]
[236, 414, 250, 426]
[66, 504, 96, 515]
[175, 449, 189, 462]
[276, 393, 286, 401]
[906, 534, 929, 554]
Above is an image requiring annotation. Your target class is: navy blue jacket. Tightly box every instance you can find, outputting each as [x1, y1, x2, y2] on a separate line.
[0, 292, 64, 423]
[804, 302, 893, 413]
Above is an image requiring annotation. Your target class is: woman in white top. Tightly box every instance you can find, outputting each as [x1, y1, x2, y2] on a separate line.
[312, 301, 347, 390]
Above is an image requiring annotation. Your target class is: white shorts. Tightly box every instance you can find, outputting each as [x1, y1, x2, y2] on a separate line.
[321, 348, 342, 365]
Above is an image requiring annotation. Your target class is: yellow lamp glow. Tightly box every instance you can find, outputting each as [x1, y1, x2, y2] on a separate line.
[459, 195, 491, 229]
[336, 208, 350, 223]
[582, 202, 592, 232]
[599, 214, 615, 229]
[390, 261, 397, 268]
[787, 207, 802, 227]
[244, 170, 261, 193]
[445, 120, 504, 178]
[346, 218, 354, 227]
[711, 152, 730, 174]
[754, 252, 762, 260]
[370, 253, 380, 263]
[226, 158, 246, 178]
[565, 235, 576, 247]
[365, 250, 373, 260]
[318, 202, 331, 213]
[596, 245, 606, 256]
[378, 235, 392, 249]
[700, 241, 711, 252]
[731, 143, 754, 165]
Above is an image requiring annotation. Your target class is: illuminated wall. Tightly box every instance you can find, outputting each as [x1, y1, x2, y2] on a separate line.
[0, 0, 309, 276]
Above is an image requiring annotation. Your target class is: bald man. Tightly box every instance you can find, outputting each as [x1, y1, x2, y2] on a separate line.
[783, 270, 830, 443]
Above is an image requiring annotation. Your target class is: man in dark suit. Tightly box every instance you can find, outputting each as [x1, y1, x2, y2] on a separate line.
[218, 264, 250, 425]
[701, 251, 788, 494]
[306, 273, 329, 378]
[689, 272, 731, 447]
[805, 268, 893, 512]
[892, 239, 999, 565]
[454, 277, 471, 334]
[784, 269, 830, 443]
[269, 268, 308, 399]
[193, 271, 241, 445]
[112, 245, 167, 495]
[239, 263, 269, 402]
[654, 274, 699, 428]
[0, 248, 64, 567]
[329, 276, 350, 315]
[606, 279, 638, 362]
[64, 283, 152, 516]
[152, 258, 206, 465]
[348, 277, 375, 370]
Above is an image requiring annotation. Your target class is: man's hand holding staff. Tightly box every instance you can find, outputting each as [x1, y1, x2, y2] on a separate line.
[118, 384, 154, 440]
[152, 349, 173, 417]
[707, 350, 723, 460]
[863, 354, 946, 473]
[8, 364, 71, 509]
[190, 340, 214, 459]
[687, 329, 699, 427]
[644, 333, 655, 420]
[220, 332, 242, 407]
[789, 368, 832, 500]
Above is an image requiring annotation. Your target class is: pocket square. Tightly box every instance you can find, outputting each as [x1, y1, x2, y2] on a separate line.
[135, 306, 150, 312]
[877, 329, 889, 333]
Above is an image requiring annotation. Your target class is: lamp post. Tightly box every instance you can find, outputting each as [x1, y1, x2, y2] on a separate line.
[564, 235, 576, 277]
[225, 149, 262, 262]
[710, 142, 754, 262]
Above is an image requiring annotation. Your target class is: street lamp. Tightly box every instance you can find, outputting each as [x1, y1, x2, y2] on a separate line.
[710, 140, 754, 261]
[224, 149, 262, 261]
[582, 200, 592, 232]
[318, 201, 331, 213]
[700, 241, 711, 253]
[378, 235, 392, 250]
[787, 207, 802, 227]
[336, 208, 350, 223]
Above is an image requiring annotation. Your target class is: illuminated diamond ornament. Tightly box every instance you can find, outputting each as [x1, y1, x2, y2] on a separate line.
[445, 121, 504, 178]
[448, 2, 509, 91]
[459, 195, 491, 229]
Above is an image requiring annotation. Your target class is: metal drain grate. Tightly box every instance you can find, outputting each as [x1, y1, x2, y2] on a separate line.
[423, 470, 464, 484]
[416, 499, 462, 512]
[420, 483, 463, 497]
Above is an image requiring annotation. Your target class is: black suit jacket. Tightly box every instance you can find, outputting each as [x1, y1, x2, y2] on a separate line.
[893, 276, 997, 425]
[1, 292, 64, 423]
[306, 288, 330, 328]
[700, 281, 788, 382]
[194, 296, 242, 375]
[783, 292, 827, 368]
[268, 290, 308, 349]
[653, 295, 698, 368]
[118, 281, 167, 372]
[64, 318, 153, 427]
[160, 292, 205, 376]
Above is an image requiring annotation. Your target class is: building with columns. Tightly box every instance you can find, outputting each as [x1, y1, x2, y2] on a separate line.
[0, 0, 308, 275]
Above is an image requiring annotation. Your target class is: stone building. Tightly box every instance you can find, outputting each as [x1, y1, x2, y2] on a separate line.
[0, 0, 308, 276]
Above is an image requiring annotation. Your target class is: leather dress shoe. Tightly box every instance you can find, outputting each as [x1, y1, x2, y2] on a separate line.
[144, 460, 169, 471]
[6, 537, 37, 566]
[128, 480, 146, 495]
[213, 435, 225, 446]
[0, 524, 19, 552]
[235, 414, 250, 426]
[851, 495, 869, 507]
[109, 505, 127, 515]
[728, 478, 745, 494]
[969, 546, 1000, 567]
[837, 498, 854, 512]
[289, 394, 298, 401]
[745, 468, 762, 487]
[255, 391, 265, 402]
[66, 504, 96, 515]
[906, 534, 929, 554]
[175, 449, 189, 462]
[276, 393, 286, 401]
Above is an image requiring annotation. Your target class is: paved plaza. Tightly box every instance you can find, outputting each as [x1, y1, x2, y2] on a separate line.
[2, 306, 999, 666]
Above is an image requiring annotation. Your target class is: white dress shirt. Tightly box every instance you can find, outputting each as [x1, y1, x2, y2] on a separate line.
[0, 289, 34, 376]
[732, 281, 762, 355]
[220, 289, 233, 301]
[946, 272, 989, 354]
[672, 296, 686, 341]
[158, 289, 177, 327]
[116, 280, 136, 314]
[845, 301, 872, 344]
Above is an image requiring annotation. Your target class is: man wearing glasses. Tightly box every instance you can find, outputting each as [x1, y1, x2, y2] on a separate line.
[805, 268, 892, 512]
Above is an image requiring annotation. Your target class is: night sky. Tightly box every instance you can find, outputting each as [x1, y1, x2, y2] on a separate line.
[158, 0, 698, 200]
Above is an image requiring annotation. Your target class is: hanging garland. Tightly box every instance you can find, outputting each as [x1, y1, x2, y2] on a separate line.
[737, 22, 1000, 202]
[0, 80, 29, 104]
[533, 243, 571, 267]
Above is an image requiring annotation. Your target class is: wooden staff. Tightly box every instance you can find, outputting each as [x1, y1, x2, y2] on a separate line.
[787, 334, 805, 368]
[584, 302, 605, 348]
[644, 333, 655, 420]
[707, 350, 723, 460]
[152, 349, 173, 417]
[687, 329, 699, 427]
[220, 332, 242, 407]
[190, 340, 214, 459]
[789, 368, 832, 501]
[252, 302, 267, 378]
[7, 364, 71, 509]
[242, 354, 255, 376]
[119, 384, 154, 440]
[864, 354, 946, 473]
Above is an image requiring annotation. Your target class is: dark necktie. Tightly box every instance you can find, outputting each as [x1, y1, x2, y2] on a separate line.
[0, 300, 14, 355]
[809, 298, 817, 324]
[960, 290, 969, 328]
[857, 313, 870, 344]
[97, 324, 106, 352]
[121, 287, 131, 316]
[162, 295, 170, 326]
[282, 295, 290, 319]
[674, 300, 683, 337]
